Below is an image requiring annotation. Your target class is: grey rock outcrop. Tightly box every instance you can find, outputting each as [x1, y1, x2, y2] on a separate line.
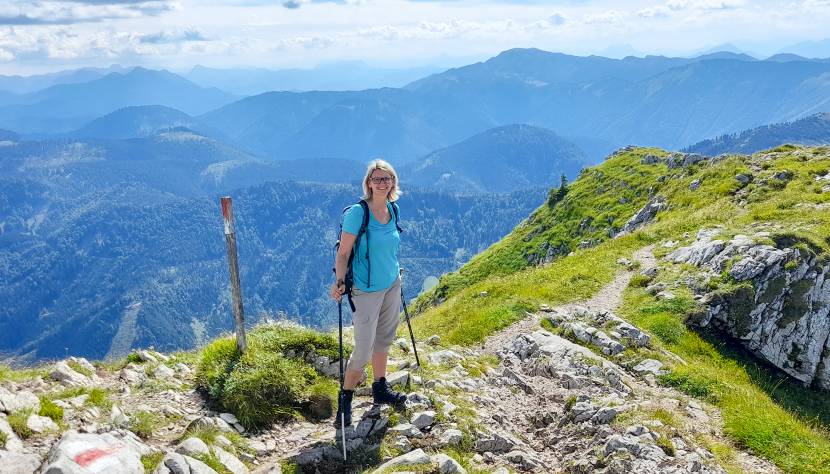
[668, 230, 830, 389]
[615, 196, 668, 237]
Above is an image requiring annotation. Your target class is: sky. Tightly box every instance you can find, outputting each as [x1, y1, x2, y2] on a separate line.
[1, 0, 830, 75]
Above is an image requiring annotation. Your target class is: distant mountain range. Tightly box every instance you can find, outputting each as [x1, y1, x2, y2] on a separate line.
[0, 65, 131, 95]
[184, 62, 446, 96]
[2, 48, 829, 163]
[194, 49, 830, 162]
[0, 68, 237, 135]
[684, 112, 830, 155]
[404, 124, 586, 193]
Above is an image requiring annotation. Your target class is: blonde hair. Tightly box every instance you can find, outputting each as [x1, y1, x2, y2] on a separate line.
[361, 159, 401, 202]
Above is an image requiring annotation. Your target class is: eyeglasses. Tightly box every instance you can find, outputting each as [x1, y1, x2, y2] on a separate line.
[370, 177, 394, 184]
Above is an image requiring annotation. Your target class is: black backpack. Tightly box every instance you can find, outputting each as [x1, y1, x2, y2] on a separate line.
[335, 199, 402, 311]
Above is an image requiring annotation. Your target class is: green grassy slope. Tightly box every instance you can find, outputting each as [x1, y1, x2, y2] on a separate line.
[409, 144, 830, 473]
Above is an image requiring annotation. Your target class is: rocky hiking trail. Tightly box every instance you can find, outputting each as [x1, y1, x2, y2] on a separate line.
[0, 245, 781, 474]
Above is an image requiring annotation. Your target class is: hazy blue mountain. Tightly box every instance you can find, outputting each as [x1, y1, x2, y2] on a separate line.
[200, 88, 448, 161]
[778, 38, 830, 59]
[405, 48, 700, 91]
[70, 106, 224, 140]
[0, 65, 131, 95]
[185, 62, 445, 95]
[0, 68, 238, 134]
[683, 112, 830, 155]
[199, 49, 830, 163]
[0, 129, 18, 141]
[403, 124, 586, 193]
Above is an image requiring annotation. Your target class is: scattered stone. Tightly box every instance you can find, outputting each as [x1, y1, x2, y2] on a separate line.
[386, 370, 410, 387]
[214, 445, 249, 474]
[411, 411, 436, 430]
[689, 179, 701, 191]
[153, 364, 176, 379]
[137, 350, 159, 363]
[427, 350, 463, 365]
[632, 359, 665, 376]
[591, 407, 619, 424]
[219, 413, 239, 425]
[0, 387, 40, 414]
[389, 423, 423, 438]
[111, 405, 130, 427]
[50, 361, 89, 387]
[439, 428, 463, 446]
[426, 335, 441, 346]
[393, 435, 412, 452]
[394, 338, 411, 352]
[735, 173, 753, 185]
[120, 368, 146, 385]
[370, 448, 431, 474]
[176, 437, 210, 457]
[433, 453, 467, 474]
[474, 431, 517, 453]
[27, 413, 58, 433]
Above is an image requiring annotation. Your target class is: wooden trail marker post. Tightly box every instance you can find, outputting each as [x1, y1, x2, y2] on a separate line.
[221, 196, 247, 353]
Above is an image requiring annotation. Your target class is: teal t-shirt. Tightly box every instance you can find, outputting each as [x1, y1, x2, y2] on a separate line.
[342, 201, 400, 292]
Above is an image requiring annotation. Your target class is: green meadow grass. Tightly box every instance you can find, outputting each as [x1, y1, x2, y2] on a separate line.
[407, 145, 830, 473]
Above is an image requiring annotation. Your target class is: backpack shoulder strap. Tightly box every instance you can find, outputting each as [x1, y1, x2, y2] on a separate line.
[390, 201, 403, 233]
[357, 200, 370, 234]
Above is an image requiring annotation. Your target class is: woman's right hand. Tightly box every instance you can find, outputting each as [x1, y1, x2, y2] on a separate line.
[330, 281, 345, 302]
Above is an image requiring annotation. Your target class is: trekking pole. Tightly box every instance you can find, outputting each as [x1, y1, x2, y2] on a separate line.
[399, 269, 421, 367]
[337, 300, 347, 461]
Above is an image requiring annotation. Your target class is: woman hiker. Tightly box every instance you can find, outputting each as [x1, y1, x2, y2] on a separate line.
[330, 159, 407, 426]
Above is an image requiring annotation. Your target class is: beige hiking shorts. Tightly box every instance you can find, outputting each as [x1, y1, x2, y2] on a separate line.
[346, 277, 402, 371]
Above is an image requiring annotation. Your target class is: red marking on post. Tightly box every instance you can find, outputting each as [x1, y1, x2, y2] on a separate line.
[221, 197, 231, 220]
[74, 443, 122, 467]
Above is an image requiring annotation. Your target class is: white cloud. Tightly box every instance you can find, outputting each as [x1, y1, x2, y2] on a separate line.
[666, 0, 746, 11]
[0, 0, 180, 25]
[583, 9, 625, 24]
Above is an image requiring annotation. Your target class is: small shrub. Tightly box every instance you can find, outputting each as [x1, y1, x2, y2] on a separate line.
[126, 353, 144, 364]
[629, 274, 651, 288]
[655, 435, 676, 456]
[195, 337, 241, 400]
[8, 409, 33, 439]
[38, 397, 64, 423]
[0, 429, 7, 448]
[86, 388, 113, 411]
[784, 259, 798, 271]
[658, 371, 719, 401]
[565, 395, 577, 411]
[221, 351, 319, 428]
[141, 452, 164, 472]
[129, 411, 161, 440]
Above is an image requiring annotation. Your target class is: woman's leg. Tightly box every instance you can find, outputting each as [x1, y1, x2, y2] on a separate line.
[371, 351, 388, 381]
[344, 289, 385, 390]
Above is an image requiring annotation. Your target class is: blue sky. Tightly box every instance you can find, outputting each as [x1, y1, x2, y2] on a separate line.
[1, 0, 829, 74]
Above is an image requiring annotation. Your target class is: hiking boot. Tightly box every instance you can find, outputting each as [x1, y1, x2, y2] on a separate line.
[372, 377, 406, 407]
[334, 389, 353, 427]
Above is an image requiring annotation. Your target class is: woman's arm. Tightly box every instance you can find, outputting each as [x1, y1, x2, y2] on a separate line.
[330, 231, 357, 301]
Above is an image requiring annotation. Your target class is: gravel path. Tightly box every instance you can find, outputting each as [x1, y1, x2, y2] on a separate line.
[482, 246, 657, 356]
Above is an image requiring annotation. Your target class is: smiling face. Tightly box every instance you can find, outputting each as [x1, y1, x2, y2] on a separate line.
[368, 169, 394, 199]
[361, 159, 401, 202]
